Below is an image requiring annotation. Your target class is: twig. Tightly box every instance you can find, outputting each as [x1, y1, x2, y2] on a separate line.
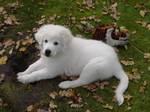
[128, 41, 144, 55]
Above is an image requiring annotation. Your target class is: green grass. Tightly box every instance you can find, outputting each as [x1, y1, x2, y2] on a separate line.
[0, 0, 150, 112]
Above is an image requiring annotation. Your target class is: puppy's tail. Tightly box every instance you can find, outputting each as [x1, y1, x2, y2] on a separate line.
[115, 70, 129, 106]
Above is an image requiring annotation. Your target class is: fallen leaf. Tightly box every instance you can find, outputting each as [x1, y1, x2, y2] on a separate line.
[128, 68, 141, 81]
[49, 91, 58, 99]
[93, 95, 103, 103]
[139, 81, 147, 93]
[84, 0, 93, 8]
[139, 10, 146, 17]
[144, 53, 150, 61]
[59, 89, 75, 97]
[19, 47, 27, 52]
[37, 109, 48, 112]
[127, 106, 132, 110]
[8, 48, 13, 55]
[148, 66, 150, 71]
[0, 74, 5, 83]
[95, 81, 110, 89]
[27, 105, 34, 112]
[83, 83, 97, 92]
[0, 56, 8, 65]
[102, 2, 120, 20]
[135, 20, 147, 27]
[15, 40, 21, 49]
[0, 98, 3, 106]
[131, 30, 137, 34]
[68, 101, 83, 108]
[0, 7, 4, 13]
[121, 60, 134, 66]
[102, 104, 113, 110]
[49, 101, 57, 109]
[85, 109, 91, 112]
[22, 38, 33, 45]
[4, 39, 15, 48]
[0, 49, 5, 55]
[146, 24, 150, 30]
[124, 94, 133, 101]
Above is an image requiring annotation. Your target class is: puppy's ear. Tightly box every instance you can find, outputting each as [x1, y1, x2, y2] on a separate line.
[34, 32, 43, 45]
[60, 28, 73, 48]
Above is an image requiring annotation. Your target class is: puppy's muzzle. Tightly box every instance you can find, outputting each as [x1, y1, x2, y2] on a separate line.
[45, 49, 51, 57]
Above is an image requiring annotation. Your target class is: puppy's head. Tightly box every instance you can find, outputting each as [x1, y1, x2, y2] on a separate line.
[35, 24, 73, 57]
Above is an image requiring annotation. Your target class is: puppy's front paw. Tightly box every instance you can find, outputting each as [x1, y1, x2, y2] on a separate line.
[17, 72, 26, 76]
[59, 81, 72, 89]
[17, 75, 31, 84]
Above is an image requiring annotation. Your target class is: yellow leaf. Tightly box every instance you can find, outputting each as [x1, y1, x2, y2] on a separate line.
[0, 74, 5, 83]
[102, 104, 113, 110]
[27, 105, 34, 112]
[4, 39, 15, 48]
[139, 10, 146, 17]
[49, 101, 57, 109]
[19, 47, 26, 52]
[22, 38, 33, 45]
[0, 56, 8, 65]
[49, 91, 58, 99]
[148, 66, 150, 71]
[121, 60, 134, 66]
[144, 53, 150, 59]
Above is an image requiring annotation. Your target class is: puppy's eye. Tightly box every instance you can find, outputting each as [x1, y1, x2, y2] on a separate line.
[54, 41, 58, 45]
[45, 39, 48, 43]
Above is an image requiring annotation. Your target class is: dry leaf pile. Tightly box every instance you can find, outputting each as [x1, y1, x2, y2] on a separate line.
[0, 37, 35, 65]
[102, 2, 120, 20]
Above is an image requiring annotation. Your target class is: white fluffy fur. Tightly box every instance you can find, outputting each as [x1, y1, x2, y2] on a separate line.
[17, 24, 129, 106]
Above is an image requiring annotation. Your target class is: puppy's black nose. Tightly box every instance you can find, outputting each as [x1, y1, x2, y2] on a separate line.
[45, 49, 51, 57]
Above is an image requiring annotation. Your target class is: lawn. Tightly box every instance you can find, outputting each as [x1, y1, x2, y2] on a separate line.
[0, 0, 150, 112]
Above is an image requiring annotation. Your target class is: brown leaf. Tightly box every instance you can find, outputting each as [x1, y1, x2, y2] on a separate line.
[148, 66, 150, 71]
[102, 104, 113, 110]
[0, 98, 3, 106]
[139, 81, 147, 93]
[59, 89, 76, 97]
[93, 95, 103, 103]
[19, 47, 27, 52]
[85, 109, 91, 112]
[22, 38, 33, 45]
[49, 101, 57, 109]
[121, 60, 134, 66]
[124, 94, 133, 101]
[135, 20, 147, 27]
[127, 68, 141, 80]
[0, 7, 4, 13]
[0, 74, 5, 83]
[37, 109, 48, 112]
[84, 0, 93, 8]
[144, 53, 150, 61]
[0, 56, 8, 65]
[4, 39, 15, 48]
[139, 10, 146, 17]
[27, 105, 34, 112]
[102, 2, 120, 20]
[68, 101, 83, 108]
[83, 83, 97, 92]
[49, 91, 58, 99]
[15, 40, 21, 49]
[0, 49, 5, 55]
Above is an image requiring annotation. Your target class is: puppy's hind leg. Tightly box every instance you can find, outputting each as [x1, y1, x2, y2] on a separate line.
[114, 69, 129, 106]
[17, 58, 44, 76]
[59, 58, 104, 89]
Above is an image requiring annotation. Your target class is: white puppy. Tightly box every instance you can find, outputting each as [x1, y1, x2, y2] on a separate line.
[17, 24, 129, 106]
